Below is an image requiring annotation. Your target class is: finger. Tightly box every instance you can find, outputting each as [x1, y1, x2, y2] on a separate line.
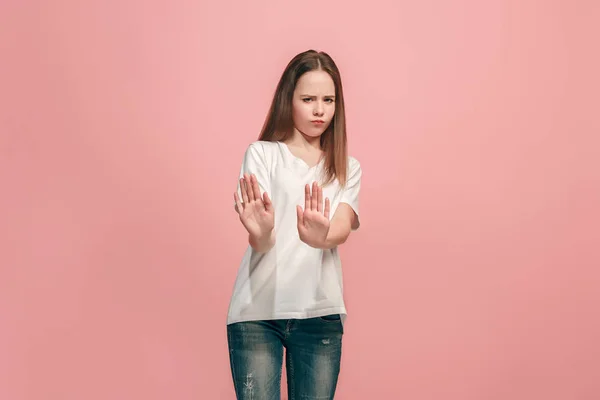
[296, 205, 304, 226]
[324, 197, 330, 219]
[247, 174, 255, 203]
[250, 174, 261, 204]
[245, 174, 255, 201]
[311, 182, 318, 211]
[305, 184, 311, 211]
[240, 177, 249, 204]
[263, 192, 273, 212]
[234, 192, 243, 214]
[317, 184, 323, 213]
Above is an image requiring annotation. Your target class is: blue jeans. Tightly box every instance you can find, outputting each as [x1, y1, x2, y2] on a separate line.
[227, 315, 344, 399]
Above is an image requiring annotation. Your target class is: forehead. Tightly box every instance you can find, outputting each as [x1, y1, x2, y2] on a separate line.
[294, 70, 335, 94]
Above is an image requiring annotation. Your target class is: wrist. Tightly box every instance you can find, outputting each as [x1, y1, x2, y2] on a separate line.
[302, 234, 333, 250]
[318, 230, 346, 250]
[249, 229, 275, 253]
[319, 237, 335, 250]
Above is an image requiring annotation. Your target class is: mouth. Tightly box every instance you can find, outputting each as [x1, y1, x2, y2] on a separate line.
[311, 120, 325, 124]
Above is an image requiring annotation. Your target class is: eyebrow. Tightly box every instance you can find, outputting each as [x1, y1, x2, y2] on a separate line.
[300, 94, 336, 98]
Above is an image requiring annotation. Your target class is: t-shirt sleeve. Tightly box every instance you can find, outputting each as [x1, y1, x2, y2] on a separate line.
[234, 142, 271, 209]
[340, 158, 362, 230]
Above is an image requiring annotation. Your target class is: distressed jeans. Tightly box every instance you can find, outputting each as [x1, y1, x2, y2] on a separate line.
[226, 314, 344, 399]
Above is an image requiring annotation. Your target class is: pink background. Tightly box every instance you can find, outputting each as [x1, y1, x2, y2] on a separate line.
[1, 0, 599, 399]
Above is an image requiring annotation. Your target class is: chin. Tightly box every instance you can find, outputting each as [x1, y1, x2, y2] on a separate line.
[305, 132, 325, 139]
[296, 123, 331, 140]
[298, 128, 321, 138]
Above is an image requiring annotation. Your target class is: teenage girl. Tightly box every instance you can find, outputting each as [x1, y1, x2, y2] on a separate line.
[228, 49, 362, 400]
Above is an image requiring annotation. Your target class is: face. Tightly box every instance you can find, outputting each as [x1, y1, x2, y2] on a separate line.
[291, 70, 336, 139]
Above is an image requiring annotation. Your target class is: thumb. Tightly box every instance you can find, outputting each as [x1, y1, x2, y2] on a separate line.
[263, 192, 273, 212]
[296, 205, 303, 226]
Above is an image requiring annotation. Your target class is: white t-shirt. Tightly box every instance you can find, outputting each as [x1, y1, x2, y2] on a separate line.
[226, 140, 361, 326]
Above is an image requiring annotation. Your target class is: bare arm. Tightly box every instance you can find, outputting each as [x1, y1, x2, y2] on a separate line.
[320, 203, 357, 250]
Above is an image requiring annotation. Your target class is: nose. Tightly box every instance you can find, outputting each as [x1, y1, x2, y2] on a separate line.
[313, 102, 324, 116]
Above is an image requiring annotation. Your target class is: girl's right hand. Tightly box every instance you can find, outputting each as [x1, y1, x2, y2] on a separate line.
[234, 173, 275, 238]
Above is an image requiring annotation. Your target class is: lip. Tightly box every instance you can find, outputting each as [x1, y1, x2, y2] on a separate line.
[311, 120, 325, 124]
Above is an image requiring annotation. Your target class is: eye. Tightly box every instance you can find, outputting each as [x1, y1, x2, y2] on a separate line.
[325, 99, 334, 103]
[302, 98, 312, 102]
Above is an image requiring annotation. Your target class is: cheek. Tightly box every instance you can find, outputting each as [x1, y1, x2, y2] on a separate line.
[292, 103, 310, 121]
[328, 105, 336, 118]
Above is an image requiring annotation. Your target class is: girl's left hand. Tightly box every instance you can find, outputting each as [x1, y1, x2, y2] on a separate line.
[297, 181, 330, 248]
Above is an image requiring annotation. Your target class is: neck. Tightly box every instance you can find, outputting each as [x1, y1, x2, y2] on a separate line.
[287, 129, 321, 151]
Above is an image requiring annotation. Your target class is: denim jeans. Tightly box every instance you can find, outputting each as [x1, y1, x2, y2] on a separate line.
[226, 314, 344, 399]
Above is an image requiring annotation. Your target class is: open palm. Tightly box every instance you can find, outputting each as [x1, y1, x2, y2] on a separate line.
[234, 173, 274, 238]
[297, 181, 330, 248]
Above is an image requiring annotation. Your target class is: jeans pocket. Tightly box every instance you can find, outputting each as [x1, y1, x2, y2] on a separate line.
[318, 313, 341, 322]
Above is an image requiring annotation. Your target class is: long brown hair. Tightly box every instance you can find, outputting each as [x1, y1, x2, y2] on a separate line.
[258, 49, 349, 186]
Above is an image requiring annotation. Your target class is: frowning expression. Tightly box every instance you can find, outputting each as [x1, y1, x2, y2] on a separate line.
[292, 70, 336, 139]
